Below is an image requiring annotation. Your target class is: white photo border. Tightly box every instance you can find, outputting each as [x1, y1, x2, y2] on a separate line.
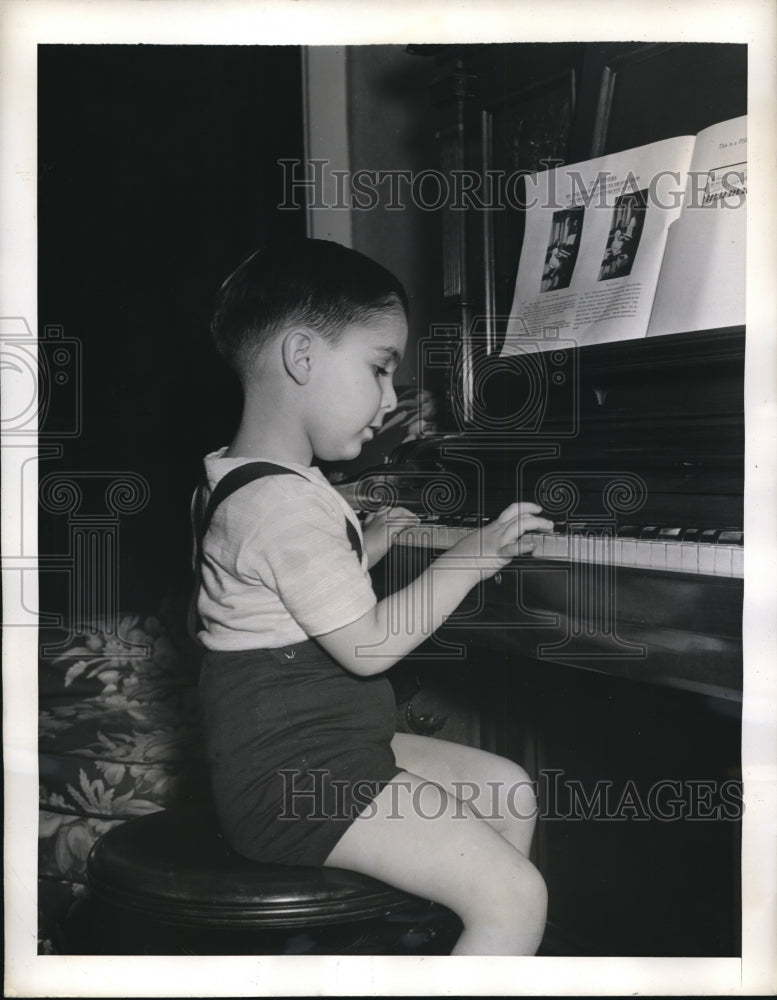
[2, 1, 776, 996]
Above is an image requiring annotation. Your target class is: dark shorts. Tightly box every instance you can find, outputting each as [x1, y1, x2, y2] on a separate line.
[198, 640, 401, 867]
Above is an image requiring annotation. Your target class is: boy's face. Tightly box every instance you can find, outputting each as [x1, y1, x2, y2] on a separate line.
[307, 308, 408, 462]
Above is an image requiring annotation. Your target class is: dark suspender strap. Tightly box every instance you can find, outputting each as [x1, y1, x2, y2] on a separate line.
[344, 518, 363, 561]
[191, 461, 363, 598]
[189, 460, 364, 644]
[196, 462, 363, 562]
[198, 461, 306, 541]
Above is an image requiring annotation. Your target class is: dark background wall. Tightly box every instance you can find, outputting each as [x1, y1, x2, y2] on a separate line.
[346, 45, 442, 388]
[38, 45, 306, 611]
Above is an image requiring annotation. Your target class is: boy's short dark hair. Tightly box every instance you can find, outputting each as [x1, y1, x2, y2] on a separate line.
[211, 238, 409, 377]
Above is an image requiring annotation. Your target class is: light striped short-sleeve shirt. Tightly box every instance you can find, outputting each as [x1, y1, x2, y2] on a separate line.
[197, 448, 377, 651]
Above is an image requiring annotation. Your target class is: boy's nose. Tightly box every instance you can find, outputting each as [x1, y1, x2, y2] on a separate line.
[381, 381, 398, 413]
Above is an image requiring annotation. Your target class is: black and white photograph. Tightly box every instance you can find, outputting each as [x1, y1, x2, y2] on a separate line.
[541, 208, 584, 291]
[597, 188, 648, 281]
[2, 1, 777, 997]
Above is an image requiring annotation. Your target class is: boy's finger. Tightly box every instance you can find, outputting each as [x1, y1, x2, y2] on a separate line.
[498, 536, 538, 558]
[363, 506, 389, 526]
[496, 501, 543, 522]
[503, 514, 554, 536]
[389, 507, 420, 521]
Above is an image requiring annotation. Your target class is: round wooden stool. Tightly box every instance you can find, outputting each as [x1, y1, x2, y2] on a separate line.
[65, 808, 461, 955]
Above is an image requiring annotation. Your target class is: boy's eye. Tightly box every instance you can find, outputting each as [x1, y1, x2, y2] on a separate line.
[372, 365, 390, 378]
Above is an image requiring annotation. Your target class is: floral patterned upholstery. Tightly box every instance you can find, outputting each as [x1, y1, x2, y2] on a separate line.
[38, 608, 207, 953]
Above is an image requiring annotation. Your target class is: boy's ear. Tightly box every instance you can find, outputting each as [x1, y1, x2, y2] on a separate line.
[281, 328, 315, 385]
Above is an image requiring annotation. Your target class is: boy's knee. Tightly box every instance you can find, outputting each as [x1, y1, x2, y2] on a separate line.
[479, 854, 546, 908]
[463, 857, 547, 932]
[507, 775, 539, 821]
[487, 759, 538, 822]
[504, 760, 536, 797]
[519, 861, 548, 914]
[483, 754, 534, 789]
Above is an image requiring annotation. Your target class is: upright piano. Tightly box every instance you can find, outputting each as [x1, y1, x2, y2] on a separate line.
[360, 39, 746, 958]
[359, 325, 744, 957]
[364, 326, 744, 702]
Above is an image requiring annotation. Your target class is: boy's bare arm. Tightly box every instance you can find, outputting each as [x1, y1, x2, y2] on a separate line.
[317, 504, 552, 676]
[361, 505, 419, 568]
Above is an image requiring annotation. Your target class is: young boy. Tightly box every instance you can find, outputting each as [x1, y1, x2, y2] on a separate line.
[195, 238, 552, 955]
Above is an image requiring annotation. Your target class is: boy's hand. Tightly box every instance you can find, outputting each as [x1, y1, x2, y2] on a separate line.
[444, 502, 553, 579]
[362, 506, 420, 567]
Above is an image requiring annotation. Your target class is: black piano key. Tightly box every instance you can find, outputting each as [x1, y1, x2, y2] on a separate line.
[617, 525, 641, 538]
[460, 515, 480, 527]
[718, 529, 744, 545]
[680, 527, 702, 543]
[658, 527, 683, 539]
[553, 521, 568, 534]
[700, 528, 721, 544]
[639, 525, 661, 539]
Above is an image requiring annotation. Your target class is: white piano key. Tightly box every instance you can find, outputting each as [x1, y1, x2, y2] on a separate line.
[532, 532, 553, 558]
[634, 540, 654, 569]
[429, 526, 445, 548]
[393, 520, 744, 583]
[410, 528, 427, 548]
[523, 531, 540, 555]
[697, 544, 716, 575]
[410, 527, 432, 549]
[588, 536, 606, 565]
[578, 536, 594, 564]
[665, 541, 683, 572]
[447, 527, 468, 548]
[400, 526, 424, 548]
[714, 545, 733, 577]
[680, 543, 699, 574]
[650, 541, 668, 570]
[568, 534, 583, 564]
[541, 534, 557, 558]
[620, 539, 637, 567]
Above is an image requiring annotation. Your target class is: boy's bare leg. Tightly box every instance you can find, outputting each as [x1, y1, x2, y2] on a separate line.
[389, 731, 539, 857]
[322, 769, 547, 956]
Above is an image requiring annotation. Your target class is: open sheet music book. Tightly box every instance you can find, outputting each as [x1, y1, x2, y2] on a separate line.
[504, 116, 746, 353]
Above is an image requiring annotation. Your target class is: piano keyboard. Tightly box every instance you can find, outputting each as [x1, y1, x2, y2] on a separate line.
[388, 515, 744, 579]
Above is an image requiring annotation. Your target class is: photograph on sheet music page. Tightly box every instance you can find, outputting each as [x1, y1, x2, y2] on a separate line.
[504, 133, 698, 352]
